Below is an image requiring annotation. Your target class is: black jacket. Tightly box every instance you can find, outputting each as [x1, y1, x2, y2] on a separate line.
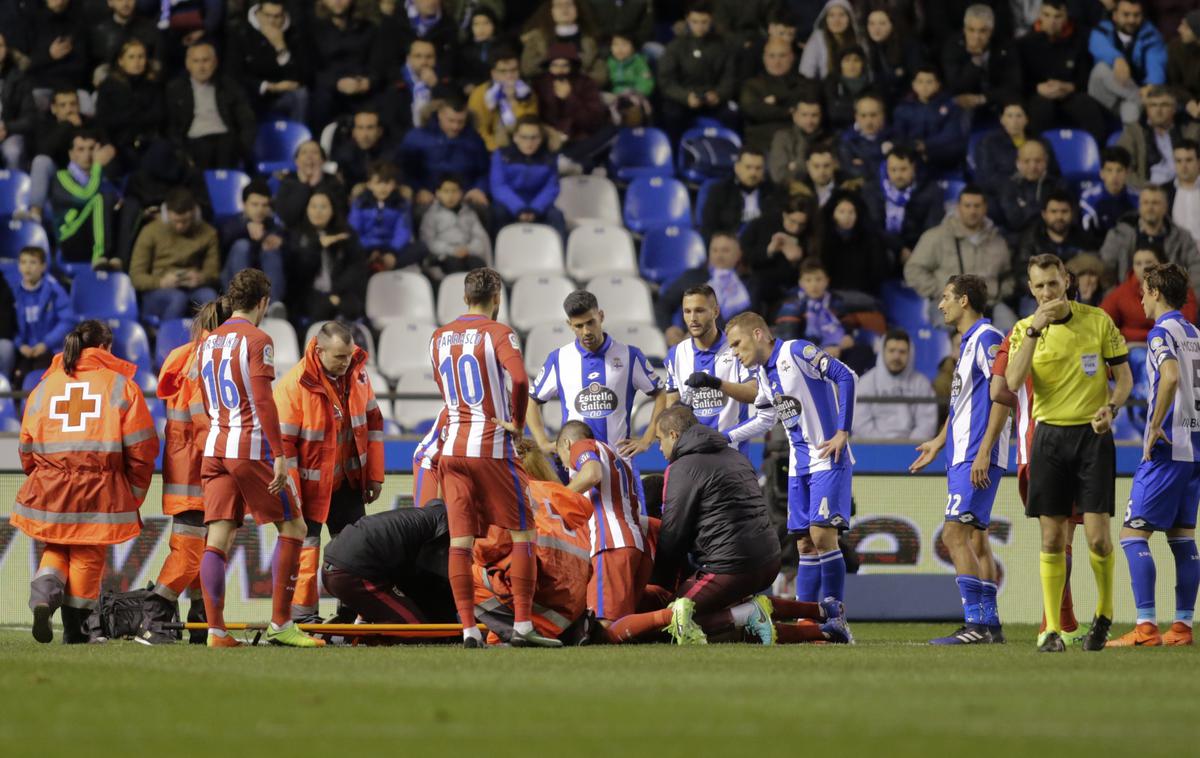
[940, 36, 1020, 112]
[0, 61, 37, 138]
[165, 75, 257, 162]
[0, 274, 15, 340]
[651, 424, 781, 585]
[1016, 23, 1091, 93]
[95, 73, 166, 156]
[225, 9, 310, 107]
[286, 224, 368, 321]
[27, 3, 90, 90]
[700, 176, 784, 241]
[861, 178, 946, 254]
[88, 14, 161, 73]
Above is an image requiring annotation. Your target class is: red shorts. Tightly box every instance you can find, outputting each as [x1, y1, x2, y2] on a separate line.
[413, 461, 442, 508]
[588, 546, 644, 620]
[1017, 464, 1083, 525]
[439, 455, 533, 538]
[202, 457, 297, 526]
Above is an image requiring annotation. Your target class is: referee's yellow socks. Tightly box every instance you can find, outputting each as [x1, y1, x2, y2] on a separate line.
[1040, 552, 1068, 633]
[1089, 548, 1116, 619]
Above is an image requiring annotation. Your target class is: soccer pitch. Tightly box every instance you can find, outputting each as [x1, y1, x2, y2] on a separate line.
[1, 625, 1195, 757]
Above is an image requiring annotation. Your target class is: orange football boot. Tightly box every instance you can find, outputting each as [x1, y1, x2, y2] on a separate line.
[1105, 622, 1162, 647]
[207, 632, 244, 648]
[1161, 622, 1193, 646]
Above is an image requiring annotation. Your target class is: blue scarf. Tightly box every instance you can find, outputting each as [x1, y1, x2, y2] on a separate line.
[709, 267, 751, 320]
[406, 0, 443, 37]
[404, 65, 431, 126]
[881, 176, 913, 235]
[803, 293, 845, 347]
[485, 79, 532, 129]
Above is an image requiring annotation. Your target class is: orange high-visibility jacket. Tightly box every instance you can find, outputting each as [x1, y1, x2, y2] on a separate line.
[12, 348, 158, 545]
[474, 480, 594, 635]
[157, 340, 207, 515]
[273, 338, 385, 523]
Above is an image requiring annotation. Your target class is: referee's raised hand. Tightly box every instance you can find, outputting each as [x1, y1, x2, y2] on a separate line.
[1031, 296, 1070, 331]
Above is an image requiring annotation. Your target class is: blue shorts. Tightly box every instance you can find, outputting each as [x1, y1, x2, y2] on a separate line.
[945, 463, 1004, 529]
[1125, 454, 1200, 532]
[787, 467, 852, 533]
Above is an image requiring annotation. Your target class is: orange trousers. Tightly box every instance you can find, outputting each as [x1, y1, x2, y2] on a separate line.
[33, 544, 106, 611]
[152, 514, 207, 601]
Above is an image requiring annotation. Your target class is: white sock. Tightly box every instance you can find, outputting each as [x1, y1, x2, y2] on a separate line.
[513, 620, 533, 635]
[1178, 619, 1194, 628]
[209, 628, 227, 638]
[729, 602, 756, 628]
[270, 621, 290, 632]
[463, 626, 482, 641]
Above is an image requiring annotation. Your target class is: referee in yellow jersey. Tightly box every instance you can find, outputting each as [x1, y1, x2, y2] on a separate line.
[1006, 254, 1133, 653]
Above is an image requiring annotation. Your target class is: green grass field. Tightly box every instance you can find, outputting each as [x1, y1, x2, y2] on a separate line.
[1, 624, 1197, 757]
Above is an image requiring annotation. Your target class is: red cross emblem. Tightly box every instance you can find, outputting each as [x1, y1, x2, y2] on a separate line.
[49, 382, 102, 433]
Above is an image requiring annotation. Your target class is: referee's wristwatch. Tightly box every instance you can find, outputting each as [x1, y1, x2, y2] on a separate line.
[1025, 326, 1042, 338]
[1107, 402, 1118, 417]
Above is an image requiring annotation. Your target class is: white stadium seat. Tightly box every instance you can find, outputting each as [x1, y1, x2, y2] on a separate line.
[523, 323, 572, 377]
[494, 223, 564, 282]
[393, 369, 446, 432]
[437, 272, 510, 325]
[566, 223, 637, 281]
[555, 175, 622, 228]
[508, 273, 575, 332]
[585, 274, 654, 325]
[260, 318, 300, 373]
[377, 319, 434, 379]
[606, 321, 668, 363]
[364, 366, 395, 420]
[365, 270, 436, 326]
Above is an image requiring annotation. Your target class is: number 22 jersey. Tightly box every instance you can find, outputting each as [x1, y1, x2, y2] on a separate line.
[198, 318, 277, 460]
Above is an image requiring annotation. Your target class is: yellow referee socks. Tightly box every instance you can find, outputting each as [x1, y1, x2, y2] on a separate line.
[1089, 548, 1115, 620]
[1040, 552, 1068, 634]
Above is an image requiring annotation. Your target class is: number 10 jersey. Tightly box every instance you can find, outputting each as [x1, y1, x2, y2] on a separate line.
[198, 318, 277, 460]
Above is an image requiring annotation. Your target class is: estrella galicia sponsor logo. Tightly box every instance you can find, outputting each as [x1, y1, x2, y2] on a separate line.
[773, 393, 802, 428]
[950, 373, 962, 402]
[575, 382, 618, 418]
[689, 386, 725, 417]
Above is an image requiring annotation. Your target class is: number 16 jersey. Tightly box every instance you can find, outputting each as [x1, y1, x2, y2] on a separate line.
[198, 318, 277, 460]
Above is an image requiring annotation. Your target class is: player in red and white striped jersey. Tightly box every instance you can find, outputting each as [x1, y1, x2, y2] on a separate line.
[196, 269, 320, 648]
[412, 408, 447, 508]
[429, 268, 561, 648]
[556, 420, 646, 624]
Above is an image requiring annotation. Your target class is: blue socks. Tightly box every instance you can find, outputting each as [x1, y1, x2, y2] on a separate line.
[796, 555, 821, 602]
[1121, 537, 1157, 624]
[818, 549, 845, 603]
[1169, 537, 1200, 625]
[980, 580, 1000, 626]
[955, 575, 984, 626]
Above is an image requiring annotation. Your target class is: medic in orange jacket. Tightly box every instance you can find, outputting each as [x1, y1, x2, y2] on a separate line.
[274, 326, 385, 620]
[13, 321, 158, 644]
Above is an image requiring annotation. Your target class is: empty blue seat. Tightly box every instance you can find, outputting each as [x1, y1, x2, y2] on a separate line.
[0, 170, 31, 216]
[677, 125, 740, 185]
[71, 269, 138, 320]
[1106, 129, 1123, 147]
[22, 369, 45, 413]
[608, 127, 673, 182]
[0, 218, 49, 257]
[254, 120, 312, 174]
[205, 169, 251, 221]
[155, 318, 193, 368]
[639, 226, 706, 284]
[109, 319, 152, 373]
[1041, 129, 1100, 183]
[693, 177, 720, 225]
[623, 176, 692, 234]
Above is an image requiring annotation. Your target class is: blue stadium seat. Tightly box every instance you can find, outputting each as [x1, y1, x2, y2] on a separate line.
[608, 127, 673, 182]
[0, 376, 19, 432]
[155, 318, 193, 369]
[71, 269, 138, 320]
[205, 169, 251, 222]
[693, 178, 719, 225]
[1041, 129, 1100, 183]
[0, 170, 31, 217]
[0, 218, 50, 257]
[881, 280, 948, 380]
[622, 176, 692, 234]
[677, 124, 742, 185]
[135, 368, 158, 394]
[965, 129, 988, 177]
[21, 368, 45, 412]
[254, 120, 312, 174]
[145, 397, 167, 438]
[938, 179, 967, 215]
[1106, 129, 1123, 147]
[109, 319, 152, 373]
[639, 226, 706, 284]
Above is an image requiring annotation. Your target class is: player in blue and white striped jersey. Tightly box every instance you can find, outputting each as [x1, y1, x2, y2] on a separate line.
[664, 284, 758, 456]
[725, 312, 857, 617]
[910, 275, 1012, 645]
[1110, 263, 1200, 647]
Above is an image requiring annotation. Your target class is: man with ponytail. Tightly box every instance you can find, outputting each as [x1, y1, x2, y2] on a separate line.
[12, 320, 158, 644]
[196, 269, 323, 648]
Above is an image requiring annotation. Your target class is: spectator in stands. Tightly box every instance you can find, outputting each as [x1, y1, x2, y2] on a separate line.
[129, 187, 220, 321]
[1114, 86, 1200, 188]
[1081, 146, 1140, 237]
[799, 0, 860, 81]
[1099, 184, 1200, 301]
[773, 258, 855, 357]
[820, 46, 872, 132]
[1067, 253, 1105, 307]
[348, 160, 425, 273]
[926, 0, 1016, 52]
[837, 92, 892, 182]
[0, 274, 12, 380]
[490, 117, 566, 238]
[604, 33, 653, 126]
[468, 47, 538, 151]
[27, 0, 91, 95]
[287, 189, 369, 321]
[391, 0, 460, 68]
[398, 97, 490, 207]
[1087, 0, 1166, 125]
[768, 97, 825, 188]
[420, 173, 492, 282]
[309, 0, 384, 130]
[658, 0, 737, 141]
[534, 42, 616, 173]
[1101, 245, 1198, 341]
[797, 141, 857, 208]
[740, 38, 813, 153]
[657, 231, 756, 343]
[852, 328, 937, 441]
[331, 109, 396, 193]
[11, 246, 73, 386]
[906, 185, 1015, 329]
[1167, 12, 1200, 120]
[817, 190, 889, 300]
[95, 39, 165, 171]
[220, 179, 288, 304]
[891, 65, 967, 176]
[457, 7, 505, 89]
[26, 88, 90, 222]
[995, 140, 1069, 241]
[227, 1, 309, 123]
[587, 0, 654, 50]
[50, 129, 122, 270]
[274, 140, 347, 228]
[739, 11, 804, 80]
[520, 0, 607, 85]
[0, 33, 38, 169]
[165, 41, 256, 171]
[713, 0, 776, 70]
[861, 146, 944, 268]
[700, 147, 783, 240]
[740, 193, 817, 309]
[863, 8, 922, 108]
[1016, 0, 1107, 145]
[157, 0, 223, 70]
[972, 99, 1060, 192]
[940, 3, 1020, 122]
[1016, 189, 1097, 282]
[1169, 141, 1200, 245]
[380, 39, 455, 134]
[88, 0, 160, 82]
[114, 140, 209, 267]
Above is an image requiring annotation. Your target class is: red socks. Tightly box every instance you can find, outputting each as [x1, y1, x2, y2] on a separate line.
[776, 621, 826, 643]
[448, 546, 478, 629]
[509, 541, 537, 624]
[271, 536, 302, 627]
[604, 609, 673, 643]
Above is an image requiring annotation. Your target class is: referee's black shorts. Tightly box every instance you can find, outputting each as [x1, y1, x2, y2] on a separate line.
[1026, 423, 1115, 518]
